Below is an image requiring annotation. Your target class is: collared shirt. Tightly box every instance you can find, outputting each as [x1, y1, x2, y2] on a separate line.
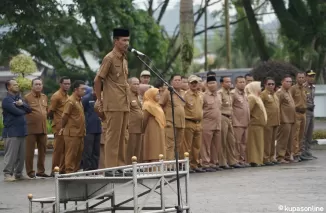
[217, 87, 233, 116]
[231, 88, 250, 127]
[2, 93, 31, 138]
[49, 89, 69, 133]
[304, 83, 315, 109]
[128, 91, 143, 133]
[82, 93, 102, 134]
[24, 91, 48, 135]
[184, 90, 203, 121]
[203, 90, 221, 130]
[97, 48, 129, 112]
[290, 84, 307, 111]
[63, 94, 86, 137]
[260, 89, 280, 126]
[276, 87, 296, 124]
[159, 89, 185, 128]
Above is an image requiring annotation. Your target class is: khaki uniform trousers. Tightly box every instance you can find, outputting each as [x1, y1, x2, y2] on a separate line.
[263, 126, 278, 163]
[51, 134, 65, 174]
[293, 113, 306, 157]
[220, 116, 238, 166]
[99, 126, 107, 169]
[125, 133, 142, 165]
[104, 111, 129, 168]
[165, 126, 185, 160]
[276, 123, 295, 161]
[233, 127, 248, 163]
[64, 136, 84, 173]
[25, 134, 47, 176]
[182, 121, 202, 169]
[200, 129, 222, 167]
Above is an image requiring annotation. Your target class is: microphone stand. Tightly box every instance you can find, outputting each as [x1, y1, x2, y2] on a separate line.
[133, 53, 185, 213]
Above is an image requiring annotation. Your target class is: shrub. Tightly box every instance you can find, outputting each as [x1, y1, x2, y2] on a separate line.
[47, 119, 53, 134]
[312, 130, 326, 140]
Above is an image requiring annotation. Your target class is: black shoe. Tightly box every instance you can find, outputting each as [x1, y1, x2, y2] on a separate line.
[28, 173, 36, 178]
[230, 163, 243, 168]
[204, 167, 216, 172]
[220, 165, 233, 169]
[311, 155, 318, 159]
[189, 168, 196, 173]
[105, 171, 122, 177]
[250, 163, 260, 167]
[124, 171, 133, 177]
[264, 162, 274, 166]
[36, 173, 51, 178]
[300, 155, 314, 161]
[272, 161, 280, 165]
[194, 168, 206, 173]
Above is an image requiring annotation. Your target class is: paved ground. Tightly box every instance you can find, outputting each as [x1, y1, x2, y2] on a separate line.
[0, 150, 325, 213]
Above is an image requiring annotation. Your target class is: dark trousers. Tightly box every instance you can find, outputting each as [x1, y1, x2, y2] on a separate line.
[82, 133, 101, 170]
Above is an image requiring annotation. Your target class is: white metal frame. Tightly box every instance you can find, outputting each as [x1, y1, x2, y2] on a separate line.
[28, 154, 190, 213]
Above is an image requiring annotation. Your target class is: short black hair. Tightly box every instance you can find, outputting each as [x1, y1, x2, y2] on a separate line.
[72, 80, 85, 90]
[59, 76, 70, 83]
[181, 76, 188, 80]
[154, 80, 164, 88]
[264, 77, 275, 84]
[245, 73, 253, 78]
[169, 74, 182, 83]
[296, 71, 306, 76]
[220, 76, 229, 83]
[207, 71, 216, 77]
[282, 74, 292, 81]
[31, 78, 42, 86]
[5, 79, 14, 91]
[235, 76, 245, 83]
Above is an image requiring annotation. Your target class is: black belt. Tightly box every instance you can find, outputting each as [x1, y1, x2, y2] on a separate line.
[307, 108, 314, 112]
[295, 109, 306, 114]
[185, 118, 201, 124]
[222, 114, 231, 118]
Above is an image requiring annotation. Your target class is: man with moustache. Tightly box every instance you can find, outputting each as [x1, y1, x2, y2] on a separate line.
[126, 77, 143, 164]
[301, 70, 317, 160]
[24, 78, 50, 178]
[261, 77, 280, 165]
[181, 75, 205, 173]
[231, 76, 250, 165]
[200, 76, 224, 172]
[290, 72, 307, 162]
[59, 80, 86, 173]
[160, 74, 185, 161]
[49, 76, 71, 175]
[276, 75, 296, 163]
[217, 77, 243, 169]
[94, 28, 130, 172]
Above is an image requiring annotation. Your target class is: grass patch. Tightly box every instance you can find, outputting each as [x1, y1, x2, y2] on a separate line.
[312, 130, 326, 140]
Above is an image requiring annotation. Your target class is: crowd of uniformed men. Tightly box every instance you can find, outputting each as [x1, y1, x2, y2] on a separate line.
[2, 28, 318, 181]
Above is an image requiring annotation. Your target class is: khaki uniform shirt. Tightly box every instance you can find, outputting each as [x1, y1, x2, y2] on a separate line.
[276, 88, 296, 124]
[231, 88, 250, 127]
[24, 92, 48, 135]
[203, 91, 221, 130]
[260, 89, 280, 126]
[63, 94, 86, 137]
[97, 48, 129, 112]
[184, 90, 203, 121]
[217, 87, 233, 116]
[49, 89, 69, 133]
[128, 92, 143, 134]
[290, 84, 307, 113]
[159, 89, 185, 128]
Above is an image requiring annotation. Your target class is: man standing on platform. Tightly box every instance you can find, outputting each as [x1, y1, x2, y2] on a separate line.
[276, 75, 296, 163]
[160, 74, 185, 161]
[60, 80, 86, 173]
[302, 70, 317, 160]
[217, 77, 243, 169]
[126, 77, 143, 164]
[290, 72, 307, 162]
[245, 74, 254, 85]
[94, 28, 130, 171]
[49, 76, 71, 175]
[2, 80, 31, 181]
[231, 76, 250, 165]
[182, 75, 205, 173]
[200, 76, 223, 172]
[24, 78, 50, 178]
[261, 77, 280, 165]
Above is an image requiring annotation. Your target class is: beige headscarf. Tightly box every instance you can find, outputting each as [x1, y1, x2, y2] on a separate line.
[142, 88, 166, 129]
[245, 81, 267, 122]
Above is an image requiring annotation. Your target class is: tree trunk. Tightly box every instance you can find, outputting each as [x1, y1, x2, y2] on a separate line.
[180, 0, 194, 74]
[242, 0, 269, 61]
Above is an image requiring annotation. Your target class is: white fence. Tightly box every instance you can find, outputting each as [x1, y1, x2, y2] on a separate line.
[315, 85, 326, 118]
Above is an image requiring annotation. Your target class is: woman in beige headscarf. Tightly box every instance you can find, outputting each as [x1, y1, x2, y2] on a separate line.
[142, 88, 166, 162]
[245, 81, 267, 167]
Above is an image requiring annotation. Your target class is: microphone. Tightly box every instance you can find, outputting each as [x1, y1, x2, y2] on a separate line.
[128, 46, 146, 56]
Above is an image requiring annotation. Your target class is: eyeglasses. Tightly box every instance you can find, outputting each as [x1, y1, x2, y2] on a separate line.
[267, 83, 275, 86]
